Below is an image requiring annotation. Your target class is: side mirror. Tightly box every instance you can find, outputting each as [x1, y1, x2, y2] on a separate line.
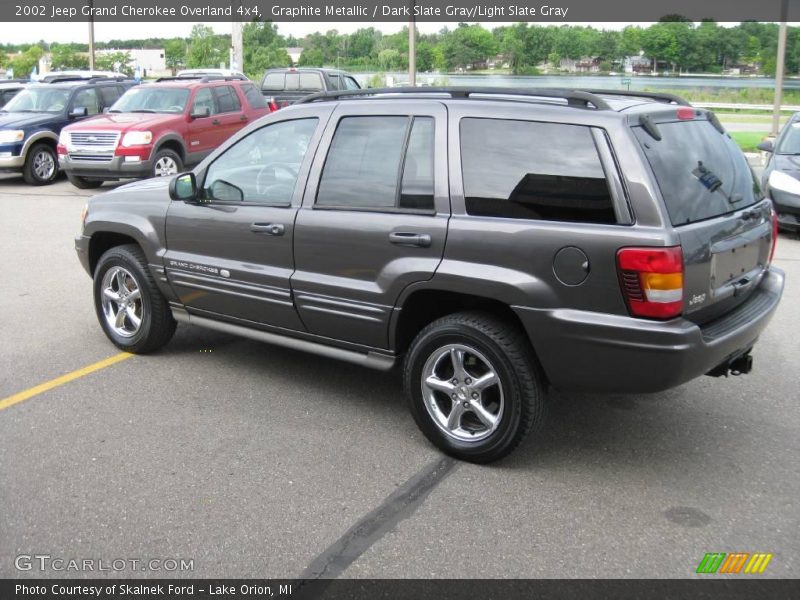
[190, 106, 211, 119]
[69, 106, 88, 118]
[169, 172, 197, 202]
[757, 140, 774, 153]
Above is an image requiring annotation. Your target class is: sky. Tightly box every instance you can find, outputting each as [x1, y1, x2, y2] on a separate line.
[4, 21, 650, 45]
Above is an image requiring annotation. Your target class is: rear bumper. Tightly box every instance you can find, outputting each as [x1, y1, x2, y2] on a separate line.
[514, 267, 785, 393]
[59, 154, 153, 180]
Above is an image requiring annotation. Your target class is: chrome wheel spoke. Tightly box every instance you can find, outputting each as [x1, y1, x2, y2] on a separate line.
[446, 402, 465, 431]
[100, 266, 144, 338]
[425, 375, 455, 395]
[470, 401, 498, 429]
[114, 306, 127, 329]
[125, 306, 141, 329]
[126, 288, 141, 302]
[449, 347, 467, 381]
[103, 287, 121, 303]
[472, 371, 498, 391]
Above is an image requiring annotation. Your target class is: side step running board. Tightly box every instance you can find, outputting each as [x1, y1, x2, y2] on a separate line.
[171, 307, 396, 371]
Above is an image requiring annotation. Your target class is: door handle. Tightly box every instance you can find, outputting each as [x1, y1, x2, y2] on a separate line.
[389, 232, 432, 247]
[239, 115, 248, 122]
[212, 119, 221, 125]
[250, 223, 285, 236]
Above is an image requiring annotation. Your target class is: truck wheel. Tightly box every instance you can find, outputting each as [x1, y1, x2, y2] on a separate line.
[93, 244, 176, 354]
[22, 142, 58, 185]
[151, 148, 182, 178]
[66, 173, 103, 189]
[403, 311, 546, 463]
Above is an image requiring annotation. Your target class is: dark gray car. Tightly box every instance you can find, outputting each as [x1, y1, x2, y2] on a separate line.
[75, 88, 784, 463]
[759, 112, 800, 232]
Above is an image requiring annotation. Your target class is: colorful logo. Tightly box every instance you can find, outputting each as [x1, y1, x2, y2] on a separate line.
[696, 552, 773, 574]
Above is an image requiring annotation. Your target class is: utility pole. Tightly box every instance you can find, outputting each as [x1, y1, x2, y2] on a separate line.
[772, 0, 789, 136]
[88, 0, 95, 70]
[232, 4, 243, 73]
[408, 1, 416, 86]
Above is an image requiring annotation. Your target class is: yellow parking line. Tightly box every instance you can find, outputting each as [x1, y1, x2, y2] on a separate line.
[0, 353, 134, 412]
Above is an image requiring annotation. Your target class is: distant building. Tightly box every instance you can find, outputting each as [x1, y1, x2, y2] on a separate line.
[98, 48, 169, 78]
[559, 57, 602, 73]
[624, 55, 652, 74]
[285, 47, 303, 65]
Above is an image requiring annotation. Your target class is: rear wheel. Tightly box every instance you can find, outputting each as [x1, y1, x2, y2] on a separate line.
[93, 244, 176, 354]
[403, 311, 546, 463]
[66, 173, 103, 189]
[23, 143, 58, 185]
[151, 148, 182, 178]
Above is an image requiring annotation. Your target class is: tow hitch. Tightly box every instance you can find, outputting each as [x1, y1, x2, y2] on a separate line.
[706, 352, 754, 378]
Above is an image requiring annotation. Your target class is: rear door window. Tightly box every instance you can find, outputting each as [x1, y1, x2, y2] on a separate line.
[213, 85, 241, 113]
[633, 120, 760, 225]
[460, 118, 617, 224]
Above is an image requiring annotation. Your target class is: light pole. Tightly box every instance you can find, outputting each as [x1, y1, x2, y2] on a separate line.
[772, 0, 789, 137]
[88, 0, 95, 70]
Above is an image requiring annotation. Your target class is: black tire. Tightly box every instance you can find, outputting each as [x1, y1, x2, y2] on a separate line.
[150, 148, 183, 178]
[66, 173, 104, 189]
[22, 142, 58, 185]
[93, 244, 176, 354]
[403, 311, 546, 463]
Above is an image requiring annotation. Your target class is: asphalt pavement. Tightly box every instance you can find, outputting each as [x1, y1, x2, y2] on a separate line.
[0, 174, 798, 579]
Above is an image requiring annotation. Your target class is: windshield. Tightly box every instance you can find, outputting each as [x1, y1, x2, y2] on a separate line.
[110, 87, 190, 114]
[775, 122, 800, 155]
[2, 87, 71, 113]
[634, 119, 761, 225]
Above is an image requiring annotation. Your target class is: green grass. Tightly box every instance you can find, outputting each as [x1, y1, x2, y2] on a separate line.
[729, 131, 770, 153]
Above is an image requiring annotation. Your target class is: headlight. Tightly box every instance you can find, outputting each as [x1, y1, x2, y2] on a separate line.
[768, 170, 800, 196]
[80, 203, 89, 231]
[0, 130, 25, 144]
[121, 131, 153, 147]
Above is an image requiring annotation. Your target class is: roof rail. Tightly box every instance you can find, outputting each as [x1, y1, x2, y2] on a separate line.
[155, 74, 247, 83]
[41, 75, 131, 84]
[296, 87, 612, 110]
[583, 89, 691, 106]
[0, 78, 29, 85]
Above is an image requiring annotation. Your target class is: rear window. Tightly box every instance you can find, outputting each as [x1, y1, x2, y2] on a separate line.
[262, 73, 284, 91]
[633, 120, 760, 225]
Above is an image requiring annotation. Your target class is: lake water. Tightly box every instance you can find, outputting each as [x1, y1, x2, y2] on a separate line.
[354, 73, 795, 90]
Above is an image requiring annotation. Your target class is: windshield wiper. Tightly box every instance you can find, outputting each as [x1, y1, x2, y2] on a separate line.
[108, 109, 122, 113]
[130, 109, 156, 113]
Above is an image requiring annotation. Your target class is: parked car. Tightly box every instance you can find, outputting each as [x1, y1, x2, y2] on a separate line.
[0, 80, 28, 109]
[759, 113, 800, 232]
[259, 67, 360, 109]
[58, 76, 271, 189]
[75, 88, 784, 463]
[0, 76, 135, 185]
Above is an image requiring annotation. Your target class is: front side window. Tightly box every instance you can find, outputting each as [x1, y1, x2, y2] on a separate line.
[202, 118, 318, 205]
[460, 118, 616, 224]
[317, 116, 435, 211]
[191, 88, 216, 117]
[72, 88, 100, 115]
[344, 76, 360, 90]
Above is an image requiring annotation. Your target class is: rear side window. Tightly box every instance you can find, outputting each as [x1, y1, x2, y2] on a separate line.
[213, 85, 241, 113]
[262, 73, 285, 91]
[241, 83, 268, 109]
[98, 85, 121, 107]
[317, 116, 435, 211]
[633, 120, 760, 225]
[460, 118, 616, 224]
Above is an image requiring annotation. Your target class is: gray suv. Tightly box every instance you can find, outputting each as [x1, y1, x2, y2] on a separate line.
[75, 88, 784, 463]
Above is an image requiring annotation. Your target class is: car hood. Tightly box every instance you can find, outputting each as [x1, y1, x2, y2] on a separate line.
[66, 112, 184, 132]
[0, 112, 59, 129]
[770, 154, 800, 178]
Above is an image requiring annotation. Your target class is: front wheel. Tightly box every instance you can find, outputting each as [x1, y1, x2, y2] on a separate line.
[403, 312, 546, 463]
[23, 143, 58, 185]
[67, 173, 104, 189]
[151, 148, 182, 178]
[93, 244, 176, 354]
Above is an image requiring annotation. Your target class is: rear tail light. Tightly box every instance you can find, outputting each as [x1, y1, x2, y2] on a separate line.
[617, 246, 684, 319]
[264, 96, 279, 112]
[769, 206, 779, 264]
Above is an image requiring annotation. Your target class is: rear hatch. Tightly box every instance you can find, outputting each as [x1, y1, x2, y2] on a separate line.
[261, 71, 324, 107]
[632, 111, 774, 324]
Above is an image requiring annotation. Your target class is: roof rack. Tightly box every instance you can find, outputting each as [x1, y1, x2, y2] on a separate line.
[41, 75, 132, 84]
[155, 74, 247, 83]
[0, 78, 29, 85]
[582, 89, 691, 106]
[296, 87, 612, 110]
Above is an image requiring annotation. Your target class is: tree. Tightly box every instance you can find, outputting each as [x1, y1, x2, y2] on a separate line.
[186, 24, 226, 69]
[164, 39, 187, 74]
[441, 23, 497, 70]
[95, 51, 133, 75]
[242, 21, 289, 75]
[10, 45, 43, 78]
[50, 43, 89, 70]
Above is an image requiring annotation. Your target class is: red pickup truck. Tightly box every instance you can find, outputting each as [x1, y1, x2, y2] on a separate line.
[58, 76, 272, 188]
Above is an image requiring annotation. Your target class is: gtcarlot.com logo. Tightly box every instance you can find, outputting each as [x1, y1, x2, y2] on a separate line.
[15, 554, 194, 572]
[696, 552, 773, 574]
